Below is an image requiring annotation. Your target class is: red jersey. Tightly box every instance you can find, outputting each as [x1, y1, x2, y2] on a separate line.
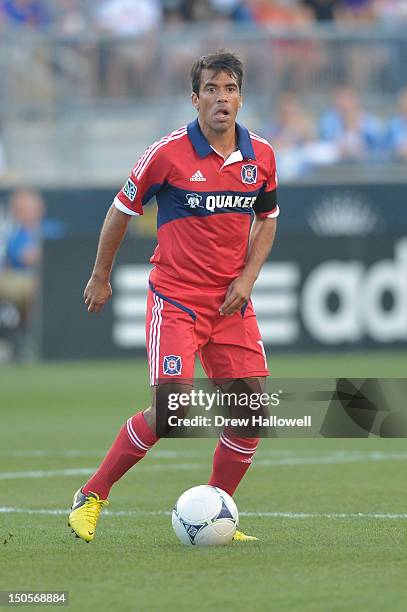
[114, 118, 279, 288]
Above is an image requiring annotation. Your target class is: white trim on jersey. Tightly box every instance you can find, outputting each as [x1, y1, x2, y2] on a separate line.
[155, 296, 163, 384]
[149, 294, 159, 385]
[132, 125, 187, 177]
[221, 149, 243, 168]
[249, 131, 273, 149]
[149, 294, 164, 385]
[249, 132, 278, 188]
[133, 127, 187, 181]
[266, 204, 280, 218]
[113, 196, 140, 216]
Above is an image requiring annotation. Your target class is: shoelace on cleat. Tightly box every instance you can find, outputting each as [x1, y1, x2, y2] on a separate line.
[84, 497, 109, 527]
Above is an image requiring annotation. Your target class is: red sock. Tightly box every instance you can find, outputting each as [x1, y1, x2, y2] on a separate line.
[83, 412, 159, 499]
[208, 433, 259, 496]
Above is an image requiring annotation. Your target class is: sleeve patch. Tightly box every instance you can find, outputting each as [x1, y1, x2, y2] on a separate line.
[122, 178, 138, 202]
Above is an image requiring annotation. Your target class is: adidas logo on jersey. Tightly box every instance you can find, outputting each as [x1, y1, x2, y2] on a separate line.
[190, 170, 207, 182]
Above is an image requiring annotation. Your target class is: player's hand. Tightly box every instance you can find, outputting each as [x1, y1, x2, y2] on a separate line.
[219, 275, 255, 316]
[84, 276, 112, 313]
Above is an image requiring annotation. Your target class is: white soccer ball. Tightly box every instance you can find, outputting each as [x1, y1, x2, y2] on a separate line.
[172, 485, 238, 546]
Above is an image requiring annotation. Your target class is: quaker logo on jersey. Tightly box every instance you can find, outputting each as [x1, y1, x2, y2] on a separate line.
[184, 192, 257, 213]
[205, 194, 257, 212]
[122, 178, 138, 202]
[163, 355, 182, 376]
[185, 193, 203, 208]
[241, 164, 257, 184]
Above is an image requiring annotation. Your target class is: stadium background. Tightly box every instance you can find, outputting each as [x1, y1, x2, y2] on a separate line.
[0, 2, 406, 611]
[1, 0, 407, 360]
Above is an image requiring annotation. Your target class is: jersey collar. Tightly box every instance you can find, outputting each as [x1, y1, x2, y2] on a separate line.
[187, 118, 256, 160]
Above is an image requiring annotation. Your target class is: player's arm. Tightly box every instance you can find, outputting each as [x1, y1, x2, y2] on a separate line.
[85, 141, 168, 313]
[220, 145, 279, 316]
[219, 214, 277, 316]
[246, 213, 277, 277]
[84, 205, 131, 313]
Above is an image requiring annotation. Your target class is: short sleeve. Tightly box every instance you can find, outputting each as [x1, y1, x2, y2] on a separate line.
[114, 143, 168, 216]
[253, 146, 279, 219]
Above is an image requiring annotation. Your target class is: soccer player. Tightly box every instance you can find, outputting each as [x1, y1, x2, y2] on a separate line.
[68, 50, 279, 542]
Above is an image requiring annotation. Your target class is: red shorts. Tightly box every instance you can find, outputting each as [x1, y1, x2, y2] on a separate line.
[146, 272, 270, 385]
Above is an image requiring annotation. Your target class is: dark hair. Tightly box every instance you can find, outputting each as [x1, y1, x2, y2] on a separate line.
[190, 50, 244, 95]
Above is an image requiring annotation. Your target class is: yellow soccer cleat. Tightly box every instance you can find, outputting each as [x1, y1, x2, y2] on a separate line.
[233, 529, 259, 542]
[68, 489, 108, 542]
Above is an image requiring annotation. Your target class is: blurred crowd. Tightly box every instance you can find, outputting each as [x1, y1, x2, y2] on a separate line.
[0, 0, 406, 182]
[0, 189, 63, 360]
[0, 189, 45, 360]
[263, 85, 407, 178]
[3, 83, 407, 181]
[0, 0, 407, 35]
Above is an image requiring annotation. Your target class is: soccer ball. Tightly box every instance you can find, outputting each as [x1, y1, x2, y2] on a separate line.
[172, 485, 238, 546]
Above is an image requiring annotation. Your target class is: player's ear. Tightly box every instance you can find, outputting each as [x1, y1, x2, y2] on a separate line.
[239, 94, 243, 109]
[191, 92, 200, 112]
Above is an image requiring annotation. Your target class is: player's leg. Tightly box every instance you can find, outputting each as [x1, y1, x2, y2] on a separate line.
[200, 301, 269, 541]
[68, 286, 197, 541]
[81, 406, 159, 500]
[68, 401, 158, 542]
[207, 376, 265, 496]
[207, 376, 266, 542]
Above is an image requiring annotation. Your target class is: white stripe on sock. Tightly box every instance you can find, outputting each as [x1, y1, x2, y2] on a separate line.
[126, 418, 149, 453]
[220, 434, 257, 455]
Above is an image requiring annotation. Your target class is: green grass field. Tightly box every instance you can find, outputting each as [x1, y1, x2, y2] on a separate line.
[1, 352, 406, 611]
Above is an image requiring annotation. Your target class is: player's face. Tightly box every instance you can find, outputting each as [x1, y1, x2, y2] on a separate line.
[192, 69, 242, 133]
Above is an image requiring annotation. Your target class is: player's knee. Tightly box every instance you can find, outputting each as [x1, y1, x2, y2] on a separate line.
[154, 382, 193, 436]
[221, 377, 268, 438]
[238, 376, 266, 394]
[143, 405, 156, 430]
